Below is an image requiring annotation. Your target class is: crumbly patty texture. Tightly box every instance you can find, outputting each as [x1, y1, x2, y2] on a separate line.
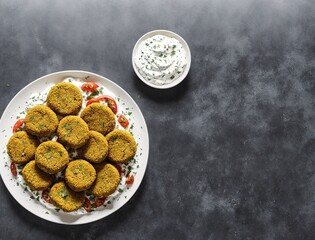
[79, 131, 109, 163]
[49, 181, 85, 212]
[89, 163, 120, 197]
[106, 130, 137, 163]
[35, 141, 69, 174]
[7, 131, 39, 164]
[57, 116, 90, 149]
[80, 103, 116, 135]
[65, 159, 96, 192]
[22, 160, 53, 191]
[46, 82, 83, 116]
[25, 105, 59, 137]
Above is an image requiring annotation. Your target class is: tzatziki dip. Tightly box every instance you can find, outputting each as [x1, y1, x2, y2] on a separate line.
[134, 34, 187, 86]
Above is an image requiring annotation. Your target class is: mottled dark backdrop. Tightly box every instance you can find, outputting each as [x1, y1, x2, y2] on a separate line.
[1, 0, 315, 239]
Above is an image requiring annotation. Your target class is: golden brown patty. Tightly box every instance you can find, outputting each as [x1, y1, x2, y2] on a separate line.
[7, 131, 39, 164]
[25, 105, 58, 137]
[22, 160, 53, 191]
[80, 103, 116, 135]
[49, 181, 85, 212]
[106, 130, 137, 163]
[89, 163, 120, 197]
[46, 82, 83, 116]
[65, 159, 96, 192]
[57, 116, 89, 149]
[79, 131, 109, 163]
[35, 141, 69, 174]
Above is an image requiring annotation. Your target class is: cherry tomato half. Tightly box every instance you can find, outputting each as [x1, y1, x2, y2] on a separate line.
[42, 189, 51, 203]
[13, 118, 25, 133]
[86, 95, 118, 114]
[10, 162, 17, 177]
[95, 197, 106, 207]
[84, 197, 91, 212]
[113, 164, 122, 176]
[126, 174, 134, 185]
[81, 82, 99, 92]
[118, 114, 129, 128]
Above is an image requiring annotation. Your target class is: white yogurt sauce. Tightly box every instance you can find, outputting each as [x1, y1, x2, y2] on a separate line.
[134, 34, 187, 85]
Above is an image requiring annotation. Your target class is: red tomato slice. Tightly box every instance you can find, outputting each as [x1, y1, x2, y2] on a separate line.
[42, 189, 51, 203]
[118, 114, 129, 128]
[126, 174, 134, 185]
[113, 164, 122, 176]
[86, 98, 100, 107]
[107, 99, 118, 114]
[95, 197, 106, 207]
[86, 95, 118, 114]
[97, 95, 118, 114]
[81, 82, 99, 92]
[10, 162, 17, 177]
[13, 118, 25, 133]
[84, 197, 91, 212]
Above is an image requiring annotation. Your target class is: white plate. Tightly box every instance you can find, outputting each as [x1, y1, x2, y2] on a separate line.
[0, 70, 149, 225]
[132, 30, 191, 89]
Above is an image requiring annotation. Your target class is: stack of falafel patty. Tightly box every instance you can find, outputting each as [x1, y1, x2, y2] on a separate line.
[6, 82, 137, 212]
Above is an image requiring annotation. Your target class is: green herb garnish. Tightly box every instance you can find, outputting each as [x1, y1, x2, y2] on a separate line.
[58, 189, 68, 198]
[87, 90, 99, 100]
[37, 124, 45, 129]
[62, 124, 71, 130]
[110, 136, 117, 142]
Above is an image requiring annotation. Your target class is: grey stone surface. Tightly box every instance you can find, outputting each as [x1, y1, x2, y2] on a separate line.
[1, 0, 315, 239]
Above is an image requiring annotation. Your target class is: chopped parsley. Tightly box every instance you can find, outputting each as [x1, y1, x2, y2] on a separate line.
[62, 124, 71, 130]
[37, 124, 45, 129]
[87, 90, 99, 100]
[110, 136, 117, 142]
[58, 189, 68, 198]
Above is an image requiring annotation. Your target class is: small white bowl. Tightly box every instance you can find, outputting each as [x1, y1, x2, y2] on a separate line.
[132, 30, 191, 89]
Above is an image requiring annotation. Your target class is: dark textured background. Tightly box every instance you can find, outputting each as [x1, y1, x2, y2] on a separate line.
[1, 0, 315, 239]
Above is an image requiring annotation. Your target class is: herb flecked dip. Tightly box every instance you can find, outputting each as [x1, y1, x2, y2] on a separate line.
[134, 34, 187, 85]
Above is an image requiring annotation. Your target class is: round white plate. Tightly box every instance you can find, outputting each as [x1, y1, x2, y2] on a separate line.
[0, 70, 149, 225]
[132, 29, 191, 89]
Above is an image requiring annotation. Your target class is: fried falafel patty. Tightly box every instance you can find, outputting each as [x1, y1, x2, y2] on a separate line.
[89, 163, 120, 197]
[35, 141, 69, 174]
[46, 82, 83, 116]
[57, 116, 89, 149]
[80, 103, 115, 135]
[79, 131, 109, 163]
[49, 181, 85, 212]
[7, 131, 39, 164]
[22, 160, 53, 191]
[65, 159, 96, 192]
[106, 130, 137, 163]
[25, 105, 58, 137]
